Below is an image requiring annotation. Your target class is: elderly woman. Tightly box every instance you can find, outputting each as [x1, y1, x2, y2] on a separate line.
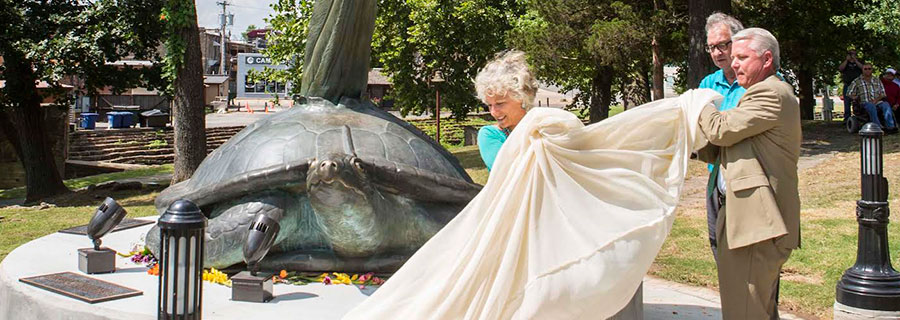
[474, 50, 539, 171]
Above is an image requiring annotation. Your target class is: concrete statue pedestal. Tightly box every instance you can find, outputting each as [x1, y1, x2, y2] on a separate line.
[834, 302, 900, 320]
[0, 217, 644, 320]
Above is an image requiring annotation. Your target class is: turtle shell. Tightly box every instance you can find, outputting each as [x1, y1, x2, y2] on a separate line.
[179, 97, 471, 196]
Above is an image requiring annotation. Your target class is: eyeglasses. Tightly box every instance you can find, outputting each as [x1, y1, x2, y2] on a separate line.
[863, 68, 873, 70]
[705, 40, 732, 53]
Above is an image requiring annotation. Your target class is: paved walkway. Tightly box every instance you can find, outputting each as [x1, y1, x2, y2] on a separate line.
[643, 277, 803, 319]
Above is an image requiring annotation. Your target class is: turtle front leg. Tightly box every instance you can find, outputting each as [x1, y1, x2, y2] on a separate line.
[202, 193, 289, 269]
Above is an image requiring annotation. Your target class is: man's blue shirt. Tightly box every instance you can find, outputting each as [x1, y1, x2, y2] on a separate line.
[699, 69, 746, 171]
[699, 69, 746, 111]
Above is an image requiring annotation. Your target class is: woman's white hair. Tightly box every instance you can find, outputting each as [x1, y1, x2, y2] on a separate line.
[474, 50, 539, 110]
[732, 27, 781, 71]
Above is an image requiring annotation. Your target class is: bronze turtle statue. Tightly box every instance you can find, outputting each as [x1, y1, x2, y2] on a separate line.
[148, 0, 481, 272]
[148, 97, 481, 272]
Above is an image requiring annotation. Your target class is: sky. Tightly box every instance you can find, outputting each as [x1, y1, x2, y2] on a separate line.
[195, 0, 276, 41]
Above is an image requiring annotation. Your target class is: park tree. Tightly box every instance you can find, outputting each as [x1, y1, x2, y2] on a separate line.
[372, 0, 526, 118]
[509, 0, 686, 122]
[735, 0, 891, 120]
[834, 0, 900, 41]
[685, 0, 730, 89]
[162, 0, 208, 184]
[0, 0, 164, 203]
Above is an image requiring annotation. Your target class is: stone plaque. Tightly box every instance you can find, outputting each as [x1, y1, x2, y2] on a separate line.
[58, 218, 154, 235]
[19, 272, 142, 303]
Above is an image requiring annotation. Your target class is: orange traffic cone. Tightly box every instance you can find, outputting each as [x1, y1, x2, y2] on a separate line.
[246, 102, 254, 113]
[265, 102, 269, 113]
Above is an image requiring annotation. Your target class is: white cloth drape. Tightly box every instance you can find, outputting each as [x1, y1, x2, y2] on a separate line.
[343, 89, 722, 320]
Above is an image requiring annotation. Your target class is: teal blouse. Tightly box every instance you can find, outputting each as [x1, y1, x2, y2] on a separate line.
[477, 125, 508, 171]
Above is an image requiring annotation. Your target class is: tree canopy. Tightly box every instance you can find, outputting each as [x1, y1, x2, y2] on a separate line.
[0, 0, 166, 202]
[372, 0, 525, 118]
[508, 0, 686, 122]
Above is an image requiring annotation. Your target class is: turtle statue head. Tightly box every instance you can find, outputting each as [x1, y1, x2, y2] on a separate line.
[305, 125, 384, 256]
[307, 125, 377, 207]
[87, 197, 127, 250]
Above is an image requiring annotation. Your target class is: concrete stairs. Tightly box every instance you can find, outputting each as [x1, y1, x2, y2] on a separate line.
[68, 126, 245, 165]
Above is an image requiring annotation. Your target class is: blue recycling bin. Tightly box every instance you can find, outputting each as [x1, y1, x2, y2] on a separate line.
[80, 113, 98, 129]
[107, 112, 127, 128]
[120, 112, 134, 127]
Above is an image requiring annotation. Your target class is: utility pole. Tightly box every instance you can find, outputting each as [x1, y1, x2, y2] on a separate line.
[217, 1, 230, 75]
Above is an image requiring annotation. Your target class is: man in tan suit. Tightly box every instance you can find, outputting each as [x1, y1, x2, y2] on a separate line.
[696, 27, 801, 319]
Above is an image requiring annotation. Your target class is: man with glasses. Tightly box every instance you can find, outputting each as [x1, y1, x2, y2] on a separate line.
[839, 50, 864, 121]
[698, 12, 744, 261]
[848, 63, 898, 133]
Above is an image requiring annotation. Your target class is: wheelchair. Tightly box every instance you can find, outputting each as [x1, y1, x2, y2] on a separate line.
[846, 97, 899, 134]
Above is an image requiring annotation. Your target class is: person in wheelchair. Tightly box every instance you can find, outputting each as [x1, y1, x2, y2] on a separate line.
[846, 63, 898, 133]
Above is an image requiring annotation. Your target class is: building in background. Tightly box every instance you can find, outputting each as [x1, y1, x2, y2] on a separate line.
[367, 68, 394, 109]
[236, 53, 291, 99]
[245, 28, 270, 49]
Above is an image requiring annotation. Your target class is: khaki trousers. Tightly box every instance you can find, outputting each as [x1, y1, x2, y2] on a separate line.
[717, 214, 792, 320]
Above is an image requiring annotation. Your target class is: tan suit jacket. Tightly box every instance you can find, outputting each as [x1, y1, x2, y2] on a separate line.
[697, 75, 801, 250]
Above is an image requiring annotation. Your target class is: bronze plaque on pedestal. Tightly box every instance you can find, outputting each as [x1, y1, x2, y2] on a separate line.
[19, 272, 142, 303]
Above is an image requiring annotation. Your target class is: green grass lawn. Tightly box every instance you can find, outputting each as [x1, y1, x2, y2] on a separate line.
[0, 164, 173, 200]
[0, 165, 172, 261]
[0, 190, 160, 262]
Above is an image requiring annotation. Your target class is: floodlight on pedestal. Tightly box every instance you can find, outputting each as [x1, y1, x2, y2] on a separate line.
[232, 214, 280, 303]
[158, 200, 207, 320]
[78, 197, 126, 274]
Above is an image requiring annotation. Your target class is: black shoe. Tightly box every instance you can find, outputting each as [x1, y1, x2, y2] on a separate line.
[885, 127, 899, 134]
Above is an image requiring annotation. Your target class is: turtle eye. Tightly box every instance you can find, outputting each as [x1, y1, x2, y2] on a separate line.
[351, 158, 363, 171]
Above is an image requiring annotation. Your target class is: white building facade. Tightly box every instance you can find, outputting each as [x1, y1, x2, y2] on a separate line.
[236, 53, 292, 99]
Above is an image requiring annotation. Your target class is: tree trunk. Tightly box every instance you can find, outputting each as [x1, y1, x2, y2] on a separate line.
[687, 0, 731, 89]
[171, 4, 207, 184]
[0, 53, 69, 203]
[797, 69, 816, 120]
[651, 36, 665, 100]
[589, 66, 614, 123]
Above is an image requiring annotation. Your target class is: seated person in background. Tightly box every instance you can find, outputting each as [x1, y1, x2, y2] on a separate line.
[475, 50, 540, 171]
[894, 66, 900, 87]
[848, 63, 898, 132]
[881, 68, 900, 113]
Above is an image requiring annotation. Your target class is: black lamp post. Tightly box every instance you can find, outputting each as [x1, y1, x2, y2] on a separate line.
[835, 123, 900, 312]
[431, 70, 445, 144]
[158, 200, 207, 320]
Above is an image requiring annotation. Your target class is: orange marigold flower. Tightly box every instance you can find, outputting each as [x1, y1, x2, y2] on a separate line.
[147, 263, 159, 276]
[279, 270, 288, 279]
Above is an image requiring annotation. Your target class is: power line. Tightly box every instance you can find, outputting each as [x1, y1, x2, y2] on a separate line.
[228, 3, 274, 11]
